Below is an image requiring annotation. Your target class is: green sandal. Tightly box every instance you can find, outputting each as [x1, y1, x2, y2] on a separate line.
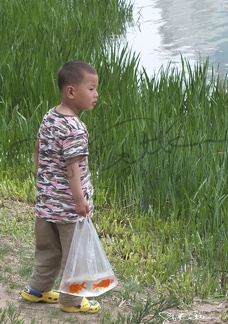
[21, 286, 59, 303]
[60, 297, 100, 313]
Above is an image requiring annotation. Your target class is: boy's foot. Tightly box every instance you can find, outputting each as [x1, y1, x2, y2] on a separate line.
[60, 297, 100, 313]
[21, 286, 59, 303]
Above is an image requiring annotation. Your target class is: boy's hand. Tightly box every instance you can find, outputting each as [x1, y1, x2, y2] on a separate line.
[74, 197, 90, 217]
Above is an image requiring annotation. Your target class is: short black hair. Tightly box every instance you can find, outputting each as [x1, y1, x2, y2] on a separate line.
[57, 61, 97, 91]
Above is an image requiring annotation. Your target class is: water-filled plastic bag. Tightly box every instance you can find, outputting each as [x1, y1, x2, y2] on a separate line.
[59, 218, 118, 297]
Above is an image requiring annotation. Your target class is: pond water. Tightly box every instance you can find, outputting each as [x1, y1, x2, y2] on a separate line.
[125, 0, 228, 77]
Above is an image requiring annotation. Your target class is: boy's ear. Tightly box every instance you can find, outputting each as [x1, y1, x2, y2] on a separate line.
[65, 85, 75, 99]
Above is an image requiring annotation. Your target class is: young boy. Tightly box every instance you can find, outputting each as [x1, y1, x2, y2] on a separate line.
[21, 61, 100, 313]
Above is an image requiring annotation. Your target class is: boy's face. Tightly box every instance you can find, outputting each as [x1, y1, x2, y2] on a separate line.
[72, 73, 99, 113]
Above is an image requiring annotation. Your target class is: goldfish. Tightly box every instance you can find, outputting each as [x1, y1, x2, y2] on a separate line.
[92, 278, 114, 290]
[68, 281, 86, 293]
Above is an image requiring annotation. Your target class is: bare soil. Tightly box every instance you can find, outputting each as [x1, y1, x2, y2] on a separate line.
[0, 199, 227, 323]
[0, 280, 227, 323]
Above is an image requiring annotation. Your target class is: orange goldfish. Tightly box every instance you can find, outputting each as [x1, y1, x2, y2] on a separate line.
[92, 278, 114, 290]
[69, 282, 86, 293]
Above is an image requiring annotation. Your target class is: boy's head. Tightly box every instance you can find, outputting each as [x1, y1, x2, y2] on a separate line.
[57, 61, 97, 92]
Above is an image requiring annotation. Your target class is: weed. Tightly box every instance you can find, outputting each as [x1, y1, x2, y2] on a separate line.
[0, 303, 33, 324]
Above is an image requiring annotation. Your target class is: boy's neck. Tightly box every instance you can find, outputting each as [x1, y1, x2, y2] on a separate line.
[55, 104, 79, 116]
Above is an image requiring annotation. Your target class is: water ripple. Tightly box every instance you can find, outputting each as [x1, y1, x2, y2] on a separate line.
[126, 0, 228, 76]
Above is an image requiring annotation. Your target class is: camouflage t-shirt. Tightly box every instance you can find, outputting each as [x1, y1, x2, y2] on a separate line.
[35, 107, 93, 223]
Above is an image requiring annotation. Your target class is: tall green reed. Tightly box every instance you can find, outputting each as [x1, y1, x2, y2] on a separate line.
[90, 56, 227, 218]
[0, 0, 227, 299]
[0, 0, 133, 175]
[0, 0, 133, 118]
[88, 54, 227, 296]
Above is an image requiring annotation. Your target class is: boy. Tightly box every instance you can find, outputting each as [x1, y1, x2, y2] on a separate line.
[21, 61, 100, 313]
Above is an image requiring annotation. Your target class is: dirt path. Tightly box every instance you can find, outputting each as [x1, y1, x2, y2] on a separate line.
[0, 282, 124, 324]
[0, 282, 227, 323]
[0, 199, 227, 323]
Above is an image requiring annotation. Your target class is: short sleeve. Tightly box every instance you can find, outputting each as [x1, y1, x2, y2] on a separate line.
[63, 127, 89, 160]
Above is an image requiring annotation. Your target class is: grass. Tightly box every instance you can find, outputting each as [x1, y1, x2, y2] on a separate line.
[0, 198, 227, 302]
[0, 201, 227, 323]
[2, 194, 226, 305]
[0, 201, 182, 323]
[0, 303, 26, 324]
[0, 0, 228, 321]
[0, 299, 181, 324]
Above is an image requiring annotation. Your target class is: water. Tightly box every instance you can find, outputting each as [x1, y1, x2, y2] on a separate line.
[59, 275, 118, 297]
[125, 0, 228, 76]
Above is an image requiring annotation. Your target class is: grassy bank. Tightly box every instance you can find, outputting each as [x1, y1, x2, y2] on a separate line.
[0, 0, 227, 316]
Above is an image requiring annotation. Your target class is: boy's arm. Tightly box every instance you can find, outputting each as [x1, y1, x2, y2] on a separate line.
[66, 156, 89, 217]
[34, 139, 39, 173]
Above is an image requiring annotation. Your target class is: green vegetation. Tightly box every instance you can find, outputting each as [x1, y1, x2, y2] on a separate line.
[0, 0, 227, 322]
[0, 303, 26, 324]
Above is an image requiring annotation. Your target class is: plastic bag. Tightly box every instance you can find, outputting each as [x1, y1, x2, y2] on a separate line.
[59, 218, 118, 297]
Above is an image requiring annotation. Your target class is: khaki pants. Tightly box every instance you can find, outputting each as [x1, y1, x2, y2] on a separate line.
[29, 216, 83, 306]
